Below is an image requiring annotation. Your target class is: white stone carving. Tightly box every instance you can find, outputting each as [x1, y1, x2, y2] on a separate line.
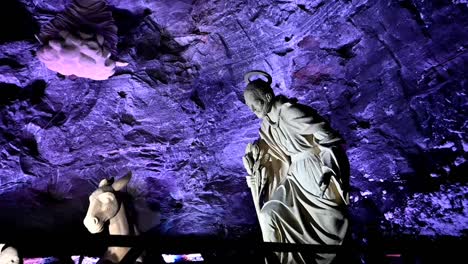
[243, 70, 350, 264]
[83, 172, 143, 264]
[0, 244, 20, 264]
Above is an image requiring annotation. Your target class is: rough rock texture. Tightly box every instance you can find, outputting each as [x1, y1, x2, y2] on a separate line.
[0, 0, 467, 245]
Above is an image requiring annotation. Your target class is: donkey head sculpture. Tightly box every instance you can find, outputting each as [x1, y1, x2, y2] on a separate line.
[83, 172, 142, 263]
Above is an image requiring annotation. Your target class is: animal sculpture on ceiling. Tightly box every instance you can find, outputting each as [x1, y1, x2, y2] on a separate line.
[83, 172, 144, 264]
[36, 0, 128, 80]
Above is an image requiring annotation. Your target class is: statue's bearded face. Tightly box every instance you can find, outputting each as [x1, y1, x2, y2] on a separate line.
[244, 90, 271, 119]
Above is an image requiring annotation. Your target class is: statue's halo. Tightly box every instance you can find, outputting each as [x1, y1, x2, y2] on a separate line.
[244, 70, 272, 85]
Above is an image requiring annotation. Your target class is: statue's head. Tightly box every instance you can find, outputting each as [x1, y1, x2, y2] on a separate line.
[243, 71, 275, 119]
[83, 172, 132, 234]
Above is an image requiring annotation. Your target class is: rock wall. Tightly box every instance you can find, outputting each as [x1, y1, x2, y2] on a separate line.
[0, 0, 466, 239]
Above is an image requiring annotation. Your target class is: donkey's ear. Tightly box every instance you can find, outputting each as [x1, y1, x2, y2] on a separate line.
[99, 177, 114, 187]
[112, 171, 132, 191]
[98, 179, 108, 187]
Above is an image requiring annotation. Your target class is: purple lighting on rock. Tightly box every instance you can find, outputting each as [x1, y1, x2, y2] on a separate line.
[162, 253, 204, 263]
[0, 0, 466, 247]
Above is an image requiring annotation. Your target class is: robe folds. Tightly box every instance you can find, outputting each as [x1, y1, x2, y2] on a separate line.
[257, 96, 349, 264]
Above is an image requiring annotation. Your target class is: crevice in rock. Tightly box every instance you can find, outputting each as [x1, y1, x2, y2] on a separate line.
[236, 19, 252, 42]
[190, 90, 206, 110]
[0, 83, 22, 106]
[146, 69, 169, 85]
[397, 0, 430, 38]
[248, 7, 264, 22]
[126, 16, 188, 63]
[414, 50, 468, 96]
[112, 7, 148, 39]
[33, 111, 67, 129]
[0, 80, 46, 106]
[19, 136, 40, 158]
[119, 113, 139, 126]
[264, 59, 273, 71]
[0, 0, 39, 43]
[273, 47, 294, 56]
[217, 33, 233, 59]
[348, 18, 414, 97]
[297, 1, 325, 13]
[347, 2, 371, 19]
[0, 58, 24, 69]
[117, 91, 127, 98]
[322, 38, 361, 59]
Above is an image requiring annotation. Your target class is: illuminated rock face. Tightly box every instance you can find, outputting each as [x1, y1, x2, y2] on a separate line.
[0, 0, 467, 240]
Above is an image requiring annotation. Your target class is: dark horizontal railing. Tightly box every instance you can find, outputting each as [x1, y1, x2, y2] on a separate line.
[1, 233, 342, 253]
[0, 233, 465, 263]
[1, 233, 345, 263]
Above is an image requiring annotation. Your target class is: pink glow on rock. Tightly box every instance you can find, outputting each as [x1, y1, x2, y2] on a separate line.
[37, 31, 127, 80]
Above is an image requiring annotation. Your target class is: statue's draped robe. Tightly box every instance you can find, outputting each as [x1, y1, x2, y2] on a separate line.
[257, 97, 349, 264]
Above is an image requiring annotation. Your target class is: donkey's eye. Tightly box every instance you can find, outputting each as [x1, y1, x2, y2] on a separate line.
[98, 193, 115, 204]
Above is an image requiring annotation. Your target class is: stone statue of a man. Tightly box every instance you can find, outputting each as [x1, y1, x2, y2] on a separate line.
[242, 71, 350, 264]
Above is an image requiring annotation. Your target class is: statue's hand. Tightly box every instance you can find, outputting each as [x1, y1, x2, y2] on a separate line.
[245, 175, 256, 189]
[256, 150, 270, 189]
[243, 144, 256, 189]
[242, 153, 254, 176]
[243, 154, 261, 190]
[243, 141, 270, 189]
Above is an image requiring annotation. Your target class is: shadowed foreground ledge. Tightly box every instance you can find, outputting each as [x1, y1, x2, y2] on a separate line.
[1, 233, 466, 263]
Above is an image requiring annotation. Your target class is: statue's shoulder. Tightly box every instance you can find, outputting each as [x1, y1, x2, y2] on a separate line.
[277, 96, 312, 118]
